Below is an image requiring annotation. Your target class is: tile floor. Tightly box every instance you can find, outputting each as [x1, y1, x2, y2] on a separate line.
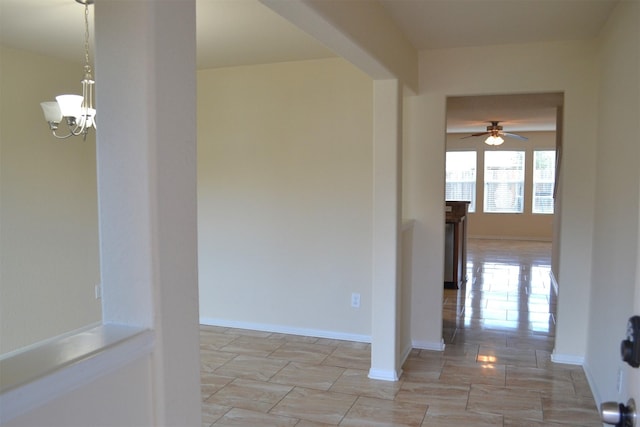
[200, 239, 601, 426]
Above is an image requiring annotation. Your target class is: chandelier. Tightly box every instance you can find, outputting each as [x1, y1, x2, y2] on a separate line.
[40, 0, 95, 140]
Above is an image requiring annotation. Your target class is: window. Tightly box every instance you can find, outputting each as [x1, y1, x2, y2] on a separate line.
[445, 151, 476, 212]
[532, 150, 556, 214]
[484, 151, 525, 213]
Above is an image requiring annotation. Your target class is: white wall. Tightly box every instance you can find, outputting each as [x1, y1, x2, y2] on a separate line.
[3, 355, 152, 427]
[446, 131, 556, 241]
[588, 0, 640, 404]
[0, 46, 101, 354]
[403, 93, 446, 349]
[407, 40, 599, 358]
[198, 58, 374, 339]
[94, 1, 201, 423]
[400, 221, 415, 358]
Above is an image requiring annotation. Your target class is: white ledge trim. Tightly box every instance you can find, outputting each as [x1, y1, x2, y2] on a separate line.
[0, 324, 153, 423]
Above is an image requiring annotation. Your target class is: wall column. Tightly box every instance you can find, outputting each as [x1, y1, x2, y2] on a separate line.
[370, 79, 403, 381]
[95, 0, 201, 424]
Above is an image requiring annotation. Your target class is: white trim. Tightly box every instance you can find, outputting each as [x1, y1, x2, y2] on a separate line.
[0, 325, 153, 423]
[400, 343, 413, 366]
[0, 321, 103, 361]
[412, 338, 446, 351]
[368, 368, 401, 382]
[550, 351, 585, 365]
[550, 270, 559, 295]
[468, 235, 553, 242]
[200, 317, 371, 343]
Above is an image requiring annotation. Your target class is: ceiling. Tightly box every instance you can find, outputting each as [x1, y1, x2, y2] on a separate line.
[0, 0, 619, 132]
[446, 93, 564, 134]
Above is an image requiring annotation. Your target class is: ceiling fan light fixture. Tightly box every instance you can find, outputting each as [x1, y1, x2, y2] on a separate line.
[461, 121, 527, 144]
[485, 135, 504, 146]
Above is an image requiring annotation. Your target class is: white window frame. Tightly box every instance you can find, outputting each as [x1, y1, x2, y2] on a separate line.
[483, 150, 526, 214]
[445, 151, 477, 213]
[532, 150, 556, 214]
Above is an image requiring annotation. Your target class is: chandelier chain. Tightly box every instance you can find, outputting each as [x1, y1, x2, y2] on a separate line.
[84, 2, 90, 70]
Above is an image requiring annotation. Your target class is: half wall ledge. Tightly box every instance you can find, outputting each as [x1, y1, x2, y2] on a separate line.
[0, 324, 152, 423]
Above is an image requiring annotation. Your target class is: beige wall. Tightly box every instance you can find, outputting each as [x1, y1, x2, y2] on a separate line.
[3, 2, 637, 424]
[410, 3, 639, 401]
[407, 39, 599, 359]
[3, 355, 152, 427]
[197, 58, 375, 339]
[587, 0, 640, 404]
[0, 46, 101, 354]
[446, 131, 556, 241]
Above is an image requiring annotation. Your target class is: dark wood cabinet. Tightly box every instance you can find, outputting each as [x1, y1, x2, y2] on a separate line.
[445, 201, 469, 289]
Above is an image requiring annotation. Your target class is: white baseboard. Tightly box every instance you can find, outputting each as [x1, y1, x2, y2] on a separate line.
[550, 351, 585, 365]
[468, 235, 552, 242]
[412, 339, 445, 351]
[368, 368, 401, 382]
[400, 343, 413, 366]
[200, 317, 371, 343]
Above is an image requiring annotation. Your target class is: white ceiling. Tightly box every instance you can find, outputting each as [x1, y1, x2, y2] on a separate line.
[0, 0, 619, 132]
[446, 93, 564, 134]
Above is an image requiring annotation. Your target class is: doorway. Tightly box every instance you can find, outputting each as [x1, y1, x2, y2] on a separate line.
[443, 92, 564, 343]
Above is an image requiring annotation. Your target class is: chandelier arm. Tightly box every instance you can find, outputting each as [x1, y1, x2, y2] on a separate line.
[52, 116, 89, 138]
[52, 129, 75, 139]
[52, 125, 89, 140]
[70, 121, 88, 137]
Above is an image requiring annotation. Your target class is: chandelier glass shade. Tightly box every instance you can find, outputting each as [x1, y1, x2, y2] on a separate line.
[40, 0, 95, 140]
[484, 135, 504, 146]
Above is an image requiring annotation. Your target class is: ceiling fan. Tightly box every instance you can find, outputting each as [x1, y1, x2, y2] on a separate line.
[461, 121, 528, 146]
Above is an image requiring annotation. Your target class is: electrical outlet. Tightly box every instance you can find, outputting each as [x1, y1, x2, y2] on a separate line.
[95, 284, 102, 300]
[351, 292, 360, 308]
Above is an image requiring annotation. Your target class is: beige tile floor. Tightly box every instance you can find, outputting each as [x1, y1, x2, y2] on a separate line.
[200, 239, 601, 426]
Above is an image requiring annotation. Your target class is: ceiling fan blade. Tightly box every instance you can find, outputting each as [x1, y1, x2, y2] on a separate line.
[461, 132, 490, 139]
[502, 132, 529, 141]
